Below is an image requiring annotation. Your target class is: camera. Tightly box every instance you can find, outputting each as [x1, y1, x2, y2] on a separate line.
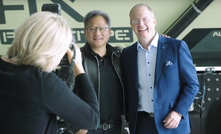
[42, 3, 75, 67]
[42, 3, 61, 15]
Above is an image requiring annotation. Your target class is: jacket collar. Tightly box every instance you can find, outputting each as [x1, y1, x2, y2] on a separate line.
[155, 35, 168, 86]
[83, 42, 121, 57]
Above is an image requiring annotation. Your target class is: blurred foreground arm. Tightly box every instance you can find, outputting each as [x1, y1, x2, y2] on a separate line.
[44, 44, 99, 130]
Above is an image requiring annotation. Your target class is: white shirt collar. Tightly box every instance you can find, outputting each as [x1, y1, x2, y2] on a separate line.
[137, 32, 159, 50]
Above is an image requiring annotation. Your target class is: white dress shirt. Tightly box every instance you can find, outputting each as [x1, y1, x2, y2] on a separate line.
[137, 33, 159, 113]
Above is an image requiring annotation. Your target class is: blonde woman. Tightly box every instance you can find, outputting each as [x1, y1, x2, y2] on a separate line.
[0, 12, 99, 134]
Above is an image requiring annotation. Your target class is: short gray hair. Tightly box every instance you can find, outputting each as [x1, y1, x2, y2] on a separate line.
[129, 3, 155, 19]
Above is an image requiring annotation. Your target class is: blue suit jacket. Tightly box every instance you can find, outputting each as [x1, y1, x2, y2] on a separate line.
[121, 35, 199, 134]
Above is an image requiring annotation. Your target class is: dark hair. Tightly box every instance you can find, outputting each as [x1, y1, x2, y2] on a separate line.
[83, 10, 111, 28]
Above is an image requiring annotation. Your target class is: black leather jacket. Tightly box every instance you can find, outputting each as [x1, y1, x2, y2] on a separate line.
[80, 43, 126, 116]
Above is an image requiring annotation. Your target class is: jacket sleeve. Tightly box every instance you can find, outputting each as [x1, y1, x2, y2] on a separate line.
[42, 73, 100, 130]
[174, 41, 200, 116]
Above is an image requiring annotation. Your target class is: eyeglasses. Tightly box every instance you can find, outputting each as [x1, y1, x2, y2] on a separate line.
[131, 18, 151, 25]
[86, 26, 109, 33]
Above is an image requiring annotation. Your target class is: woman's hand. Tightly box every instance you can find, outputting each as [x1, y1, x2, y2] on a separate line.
[75, 129, 88, 134]
[162, 34, 170, 38]
[66, 44, 85, 76]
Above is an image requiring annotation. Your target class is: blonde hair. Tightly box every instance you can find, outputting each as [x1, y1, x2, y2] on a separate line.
[7, 11, 73, 72]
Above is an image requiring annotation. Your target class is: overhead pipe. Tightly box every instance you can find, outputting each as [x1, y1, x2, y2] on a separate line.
[163, 0, 214, 38]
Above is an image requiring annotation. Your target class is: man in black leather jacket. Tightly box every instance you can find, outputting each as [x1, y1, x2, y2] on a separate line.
[75, 10, 127, 134]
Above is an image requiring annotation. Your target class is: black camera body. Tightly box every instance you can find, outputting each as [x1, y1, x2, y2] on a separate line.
[42, 3, 73, 67]
[59, 44, 75, 66]
[42, 3, 61, 15]
[41, 3, 76, 86]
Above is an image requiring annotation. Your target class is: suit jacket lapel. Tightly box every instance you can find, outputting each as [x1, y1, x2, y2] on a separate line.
[130, 43, 139, 90]
[155, 36, 168, 86]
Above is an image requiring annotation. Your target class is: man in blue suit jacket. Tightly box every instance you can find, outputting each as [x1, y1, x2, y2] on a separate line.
[121, 3, 199, 134]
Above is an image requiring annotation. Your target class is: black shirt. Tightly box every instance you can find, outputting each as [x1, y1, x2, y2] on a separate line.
[96, 51, 122, 125]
